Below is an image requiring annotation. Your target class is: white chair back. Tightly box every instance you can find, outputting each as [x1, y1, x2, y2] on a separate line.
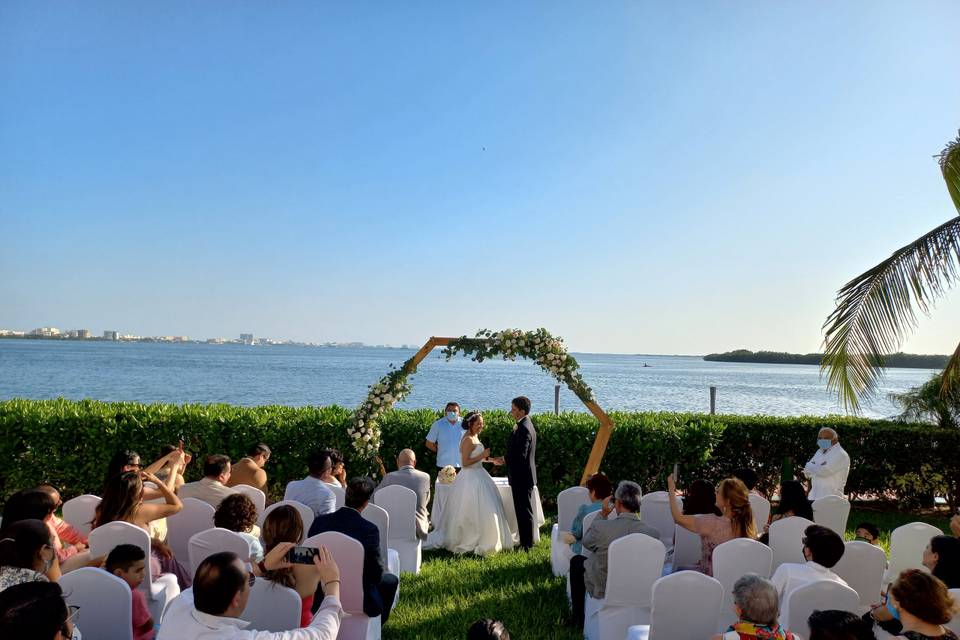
[580, 510, 602, 559]
[748, 494, 771, 534]
[232, 485, 267, 517]
[812, 495, 851, 537]
[303, 531, 365, 614]
[260, 500, 315, 541]
[833, 540, 888, 609]
[947, 588, 960, 636]
[557, 486, 591, 532]
[605, 533, 667, 608]
[373, 485, 417, 540]
[60, 567, 133, 640]
[712, 538, 773, 628]
[887, 521, 943, 581]
[361, 502, 391, 562]
[640, 491, 683, 545]
[166, 498, 215, 566]
[240, 578, 302, 632]
[769, 516, 815, 569]
[672, 525, 702, 569]
[785, 579, 861, 640]
[330, 485, 346, 509]
[188, 528, 252, 575]
[648, 570, 724, 640]
[62, 494, 101, 537]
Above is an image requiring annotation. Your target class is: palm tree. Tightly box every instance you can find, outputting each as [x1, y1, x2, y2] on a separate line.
[822, 131, 960, 412]
[889, 373, 960, 428]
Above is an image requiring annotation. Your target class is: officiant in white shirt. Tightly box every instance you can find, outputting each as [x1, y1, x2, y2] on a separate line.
[802, 427, 850, 500]
[425, 402, 463, 469]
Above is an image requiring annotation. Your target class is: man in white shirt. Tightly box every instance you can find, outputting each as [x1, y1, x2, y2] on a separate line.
[425, 402, 463, 469]
[770, 523, 849, 623]
[284, 449, 337, 519]
[802, 427, 850, 500]
[179, 455, 238, 508]
[158, 545, 343, 639]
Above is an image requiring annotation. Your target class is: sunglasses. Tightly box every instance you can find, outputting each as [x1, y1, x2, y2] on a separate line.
[246, 571, 256, 588]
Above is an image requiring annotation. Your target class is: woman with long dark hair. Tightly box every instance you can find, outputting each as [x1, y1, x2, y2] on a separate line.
[0, 519, 60, 591]
[261, 505, 318, 627]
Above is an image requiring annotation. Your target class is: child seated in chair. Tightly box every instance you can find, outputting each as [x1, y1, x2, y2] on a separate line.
[106, 544, 154, 640]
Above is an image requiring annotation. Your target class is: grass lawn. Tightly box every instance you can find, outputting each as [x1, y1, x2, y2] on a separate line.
[386, 508, 952, 640]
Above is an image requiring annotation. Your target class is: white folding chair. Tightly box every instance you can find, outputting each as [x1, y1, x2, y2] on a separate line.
[362, 502, 401, 606]
[671, 525, 702, 570]
[88, 521, 180, 623]
[833, 541, 888, 611]
[304, 531, 380, 640]
[232, 484, 267, 518]
[551, 486, 591, 577]
[373, 485, 421, 574]
[584, 533, 666, 640]
[60, 567, 133, 640]
[812, 495, 851, 537]
[769, 516, 815, 569]
[712, 538, 773, 629]
[62, 494, 101, 537]
[188, 528, 253, 575]
[640, 491, 683, 548]
[259, 500, 315, 541]
[886, 521, 943, 583]
[947, 589, 960, 636]
[240, 578, 302, 632]
[749, 494, 771, 535]
[166, 498, 215, 567]
[625, 570, 724, 640]
[785, 579, 861, 640]
[331, 485, 346, 509]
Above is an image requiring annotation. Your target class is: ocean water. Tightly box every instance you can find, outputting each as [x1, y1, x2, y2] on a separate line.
[0, 340, 938, 418]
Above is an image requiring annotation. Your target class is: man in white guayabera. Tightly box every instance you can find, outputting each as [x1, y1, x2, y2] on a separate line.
[425, 402, 462, 470]
[802, 427, 850, 500]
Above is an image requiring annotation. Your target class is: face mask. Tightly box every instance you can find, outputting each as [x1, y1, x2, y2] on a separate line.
[885, 598, 900, 620]
[446, 412, 458, 421]
[817, 439, 832, 450]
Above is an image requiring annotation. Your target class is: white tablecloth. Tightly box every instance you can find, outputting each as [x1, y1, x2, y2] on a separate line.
[432, 477, 546, 543]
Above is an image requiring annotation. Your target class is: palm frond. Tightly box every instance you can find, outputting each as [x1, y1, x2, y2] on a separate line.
[940, 339, 960, 399]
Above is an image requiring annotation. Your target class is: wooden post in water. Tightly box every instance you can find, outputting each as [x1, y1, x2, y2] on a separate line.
[554, 384, 560, 415]
[710, 386, 717, 415]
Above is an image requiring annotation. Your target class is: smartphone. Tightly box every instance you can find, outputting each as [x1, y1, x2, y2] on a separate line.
[287, 546, 319, 565]
[673, 463, 679, 484]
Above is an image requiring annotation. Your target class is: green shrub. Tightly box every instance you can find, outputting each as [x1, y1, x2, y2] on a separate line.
[1, 399, 956, 510]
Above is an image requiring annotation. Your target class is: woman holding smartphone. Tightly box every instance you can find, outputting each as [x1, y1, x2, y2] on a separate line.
[261, 505, 321, 627]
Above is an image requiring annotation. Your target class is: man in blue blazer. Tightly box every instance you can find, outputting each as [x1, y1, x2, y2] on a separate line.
[308, 476, 399, 624]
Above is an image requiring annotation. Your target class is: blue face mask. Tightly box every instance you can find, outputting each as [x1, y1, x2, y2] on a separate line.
[446, 412, 458, 422]
[885, 598, 900, 620]
[817, 438, 832, 450]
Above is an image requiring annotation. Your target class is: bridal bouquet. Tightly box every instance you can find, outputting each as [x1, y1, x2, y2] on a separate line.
[437, 465, 457, 484]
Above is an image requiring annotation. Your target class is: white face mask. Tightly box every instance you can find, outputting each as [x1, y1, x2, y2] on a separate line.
[446, 411, 458, 421]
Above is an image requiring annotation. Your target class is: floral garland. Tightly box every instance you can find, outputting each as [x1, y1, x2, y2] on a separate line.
[349, 327, 595, 457]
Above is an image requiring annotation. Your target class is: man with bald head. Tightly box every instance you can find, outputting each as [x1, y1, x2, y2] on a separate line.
[377, 449, 431, 540]
[802, 427, 850, 500]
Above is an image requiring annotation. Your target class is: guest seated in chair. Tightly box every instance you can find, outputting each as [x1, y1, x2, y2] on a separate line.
[759, 480, 812, 544]
[377, 449, 432, 540]
[682, 479, 723, 516]
[227, 443, 271, 492]
[105, 544, 153, 640]
[178, 454, 238, 509]
[808, 610, 877, 640]
[284, 450, 337, 520]
[214, 494, 264, 562]
[261, 505, 320, 627]
[308, 477, 399, 626]
[711, 574, 798, 640]
[0, 519, 61, 590]
[567, 480, 659, 629]
[0, 581, 78, 640]
[870, 569, 959, 640]
[2, 489, 91, 573]
[733, 468, 763, 497]
[770, 524, 847, 623]
[558, 472, 613, 554]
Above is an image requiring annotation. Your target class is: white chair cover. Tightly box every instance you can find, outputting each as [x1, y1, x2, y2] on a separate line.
[303, 531, 381, 640]
[886, 521, 943, 583]
[584, 533, 666, 640]
[188, 528, 253, 575]
[88, 520, 180, 622]
[60, 567, 133, 640]
[259, 500, 315, 541]
[672, 525, 702, 570]
[947, 589, 960, 636]
[785, 579, 861, 640]
[232, 484, 267, 518]
[373, 485, 421, 575]
[551, 486, 591, 577]
[812, 495, 851, 537]
[640, 491, 683, 547]
[769, 516, 815, 569]
[712, 538, 774, 629]
[362, 501, 401, 602]
[331, 485, 346, 509]
[240, 578, 302, 632]
[62, 494, 101, 537]
[833, 541, 888, 610]
[749, 494, 771, 535]
[566, 509, 604, 604]
[166, 498, 215, 567]
[625, 570, 724, 640]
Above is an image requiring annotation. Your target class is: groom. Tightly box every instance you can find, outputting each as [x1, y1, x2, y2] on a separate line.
[505, 395, 537, 551]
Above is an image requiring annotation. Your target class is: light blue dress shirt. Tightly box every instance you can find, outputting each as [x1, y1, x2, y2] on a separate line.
[283, 476, 336, 520]
[426, 417, 464, 468]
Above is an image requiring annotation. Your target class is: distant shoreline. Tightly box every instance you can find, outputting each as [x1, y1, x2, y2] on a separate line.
[704, 349, 948, 369]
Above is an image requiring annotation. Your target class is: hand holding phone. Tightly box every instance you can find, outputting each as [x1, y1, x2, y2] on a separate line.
[673, 463, 679, 486]
[287, 546, 319, 565]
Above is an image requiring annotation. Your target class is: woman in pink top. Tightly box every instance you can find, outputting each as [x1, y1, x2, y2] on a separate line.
[668, 475, 757, 576]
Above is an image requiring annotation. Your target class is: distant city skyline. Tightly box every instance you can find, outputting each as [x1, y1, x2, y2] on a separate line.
[2, 2, 959, 356]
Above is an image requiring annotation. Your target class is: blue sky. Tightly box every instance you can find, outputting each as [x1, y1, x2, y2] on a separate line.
[2, 2, 959, 354]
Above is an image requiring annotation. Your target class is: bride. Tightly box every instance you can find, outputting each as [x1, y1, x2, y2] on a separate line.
[426, 411, 516, 556]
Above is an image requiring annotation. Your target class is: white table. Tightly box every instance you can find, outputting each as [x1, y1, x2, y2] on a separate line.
[432, 477, 546, 543]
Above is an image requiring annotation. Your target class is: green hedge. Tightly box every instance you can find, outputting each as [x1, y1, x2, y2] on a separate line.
[1, 399, 957, 510]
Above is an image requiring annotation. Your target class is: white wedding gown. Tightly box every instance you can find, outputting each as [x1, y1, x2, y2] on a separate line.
[426, 438, 516, 556]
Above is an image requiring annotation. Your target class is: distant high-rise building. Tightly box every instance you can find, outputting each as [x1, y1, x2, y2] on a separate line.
[30, 327, 61, 337]
[240, 333, 254, 345]
[103, 330, 119, 341]
[68, 329, 91, 339]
